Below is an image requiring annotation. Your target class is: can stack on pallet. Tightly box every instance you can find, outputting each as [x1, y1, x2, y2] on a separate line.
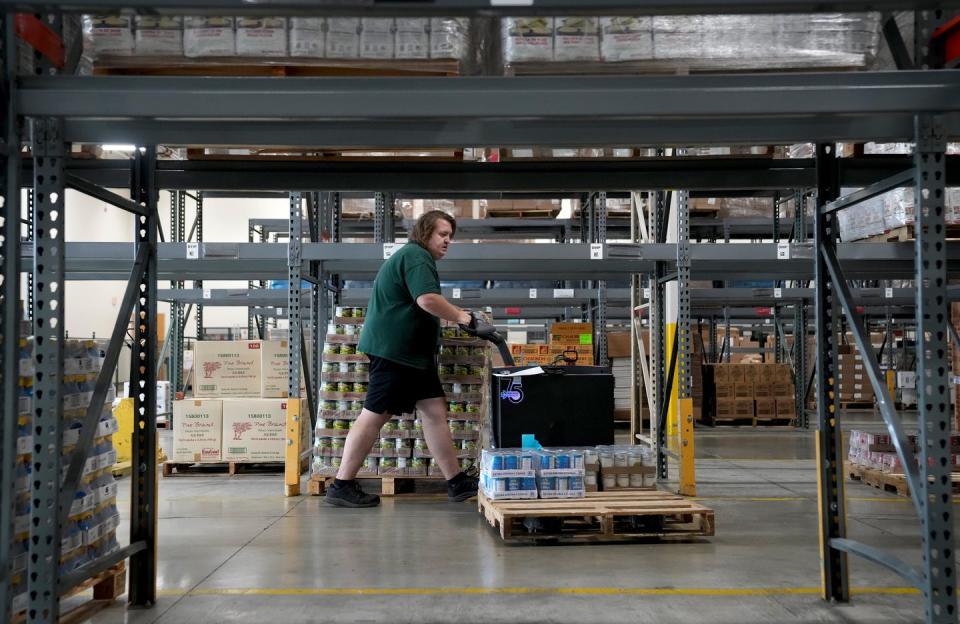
[12, 338, 122, 616]
[311, 310, 490, 482]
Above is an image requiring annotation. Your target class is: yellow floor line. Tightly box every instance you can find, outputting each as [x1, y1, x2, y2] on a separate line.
[156, 586, 920, 598]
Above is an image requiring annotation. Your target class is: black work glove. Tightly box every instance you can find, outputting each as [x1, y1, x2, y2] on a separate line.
[459, 311, 499, 341]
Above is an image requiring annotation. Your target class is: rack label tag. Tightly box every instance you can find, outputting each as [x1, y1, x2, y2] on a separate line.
[776, 242, 790, 260]
[590, 243, 604, 260]
[186, 242, 199, 259]
[529, 289, 537, 299]
[554, 288, 575, 299]
[383, 243, 401, 259]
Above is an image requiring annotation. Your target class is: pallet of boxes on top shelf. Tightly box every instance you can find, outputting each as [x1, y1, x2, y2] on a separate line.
[12, 338, 124, 618]
[84, 15, 472, 78]
[166, 337, 310, 476]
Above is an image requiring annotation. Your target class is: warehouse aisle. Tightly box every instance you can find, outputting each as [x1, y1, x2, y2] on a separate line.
[79, 426, 932, 624]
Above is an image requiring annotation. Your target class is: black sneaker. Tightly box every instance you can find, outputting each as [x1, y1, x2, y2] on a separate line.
[447, 474, 479, 502]
[325, 480, 380, 508]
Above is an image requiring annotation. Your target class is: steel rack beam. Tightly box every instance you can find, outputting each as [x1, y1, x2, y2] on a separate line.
[65, 172, 147, 216]
[27, 156, 960, 194]
[5, 0, 958, 15]
[31, 241, 960, 281]
[18, 73, 960, 147]
[820, 169, 915, 215]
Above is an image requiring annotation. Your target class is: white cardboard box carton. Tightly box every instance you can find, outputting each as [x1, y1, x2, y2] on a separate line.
[194, 340, 262, 397]
[221, 398, 288, 462]
[173, 399, 222, 463]
[261, 340, 290, 398]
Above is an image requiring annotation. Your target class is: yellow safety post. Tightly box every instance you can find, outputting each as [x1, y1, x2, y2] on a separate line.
[284, 398, 302, 497]
[678, 397, 696, 496]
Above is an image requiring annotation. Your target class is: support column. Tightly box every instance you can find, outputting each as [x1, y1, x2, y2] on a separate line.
[195, 191, 203, 339]
[653, 190, 667, 481]
[913, 113, 956, 623]
[128, 147, 158, 607]
[595, 192, 608, 366]
[285, 193, 304, 497]
[0, 14, 20, 621]
[676, 190, 695, 496]
[814, 142, 848, 604]
[27, 117, 65, 623]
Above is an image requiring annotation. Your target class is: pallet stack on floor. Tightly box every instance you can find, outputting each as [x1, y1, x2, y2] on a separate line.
[167, 339, 310, 475]
[309, 310, 490, 495]
[704, 363, 795, 426]
[12, 337, 123, 617]
[846, 430, 960, 496]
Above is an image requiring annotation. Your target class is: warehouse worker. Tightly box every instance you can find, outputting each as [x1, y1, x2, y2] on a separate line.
[326, 210, 480, 508]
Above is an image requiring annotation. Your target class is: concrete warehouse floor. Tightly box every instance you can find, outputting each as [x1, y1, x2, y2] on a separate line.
[74, 412, 946, 624]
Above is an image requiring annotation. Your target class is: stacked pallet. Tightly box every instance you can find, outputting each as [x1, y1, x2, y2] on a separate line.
[85, 16, 471, 76]
[12, 339, 122, 616]
[706, 363, 795, 425]
[847, 430, 960, 496]
[310, 311, 490, 492]
[168, 339, 310, 473]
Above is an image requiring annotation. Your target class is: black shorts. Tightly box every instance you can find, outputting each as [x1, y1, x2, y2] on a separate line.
[363, 355, 445, 416]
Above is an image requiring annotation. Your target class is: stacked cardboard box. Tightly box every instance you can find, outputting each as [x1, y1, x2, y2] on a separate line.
[708, 363, 795, 424]
[849, 430, 960, 474]
[549, 321, 594, 365]
[837, 349, 875, 405]
[173, 339, 307, 463]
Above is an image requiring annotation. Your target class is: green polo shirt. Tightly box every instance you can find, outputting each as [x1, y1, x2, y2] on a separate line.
[358, 242, 442, 369]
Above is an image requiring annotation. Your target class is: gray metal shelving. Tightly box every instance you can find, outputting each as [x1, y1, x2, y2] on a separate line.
[0, 4, 957, 624]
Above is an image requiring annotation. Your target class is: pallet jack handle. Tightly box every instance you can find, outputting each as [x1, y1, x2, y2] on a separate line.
[459, 312, 516, 366]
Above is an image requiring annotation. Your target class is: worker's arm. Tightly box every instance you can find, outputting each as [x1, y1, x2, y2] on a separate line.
[417, 293, 471, 325]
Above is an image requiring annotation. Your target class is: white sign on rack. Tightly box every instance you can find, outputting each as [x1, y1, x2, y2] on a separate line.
[643, 288, 651, 299]
[452, 288, 461, 299]
[186, 242, 199, 259]
[554, 288, 575, 299]
[885, 287, 894, 299]
[203, 288, 212, 300]
[590, 243, 604, 260]
[776, 242, 791, 260]
[382, 243, 401, 259]
[529, 288, 537, 299]
[774, 287, 783, 299]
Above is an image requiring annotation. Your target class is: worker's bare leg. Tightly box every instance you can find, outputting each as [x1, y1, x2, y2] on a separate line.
[336, 408, 391, 480]
[417, 397, 461, 479]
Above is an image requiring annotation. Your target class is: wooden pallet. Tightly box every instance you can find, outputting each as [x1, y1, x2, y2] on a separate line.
[478, 490, 714, 543]
[93, 57, 461, 77]
[309, 474, 449, 496]
[864, 224, 960, 243]
[846, 461, 960, 497]
[163, 457, 308, 477]
[13, 562, 125, 624]
[839, 401, 875, 410]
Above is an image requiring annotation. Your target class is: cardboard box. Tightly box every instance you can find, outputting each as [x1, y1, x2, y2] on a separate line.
[715, 398, 736, 418]
[734, 399, 755, 418]
[194, 340, 262, 397]
[734, 383, 754, 399]
[776, 399, 796, 419]
[773, 383, 795, 399]
[713, 364, 731, 384]
[753, 383, 773, 399]
[607, 331, 631, 358]
[221, 398, 289, 462]
[755, 397, 776, 418]
[173, 399, 222, 463]
[715, 383, 735, 400]
[730, 365, 748, 384]
[260, 340, 290, 398]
